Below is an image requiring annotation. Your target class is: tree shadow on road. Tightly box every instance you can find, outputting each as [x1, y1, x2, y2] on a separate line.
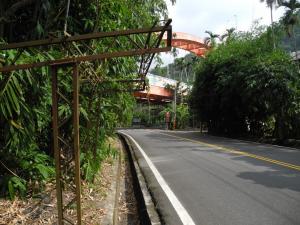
[186, 145, 300, 193]
[237, 169, 300, 192]
[147, 131, 300, 193]
[232, 155, 300, 193]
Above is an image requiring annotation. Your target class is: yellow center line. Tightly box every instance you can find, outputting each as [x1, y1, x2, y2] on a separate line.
[161, 132, 300, 172]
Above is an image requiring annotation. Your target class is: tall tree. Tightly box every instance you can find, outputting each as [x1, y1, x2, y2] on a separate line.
[219, 28, 235, 43]
[260, 0, 281, 49]
[204, 30, 219, 48]
[279, 0, 300, 58]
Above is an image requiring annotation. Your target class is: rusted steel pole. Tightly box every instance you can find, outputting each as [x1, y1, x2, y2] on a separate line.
[72, 63, 82, 224]
[0, 47, 171, 73]
[0, 24, 171, 50]
[51, 66, 64, 225]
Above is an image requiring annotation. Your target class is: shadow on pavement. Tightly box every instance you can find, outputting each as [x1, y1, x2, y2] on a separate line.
[232, 154, 300, 193]
[135, 130, 300, 194]
[156, 131, 300, 193]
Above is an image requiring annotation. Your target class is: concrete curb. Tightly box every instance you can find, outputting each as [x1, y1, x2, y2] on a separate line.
[118, 133, 161, 225]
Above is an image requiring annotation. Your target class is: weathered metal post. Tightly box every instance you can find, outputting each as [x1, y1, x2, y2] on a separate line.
[72, 63, 82, 225]
[173, 82, 177, 130]
[51, 65, 63, 224]
[51, 63, 82, 225]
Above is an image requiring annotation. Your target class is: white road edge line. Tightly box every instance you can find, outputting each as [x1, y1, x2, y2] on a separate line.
[119, 131, 196, 225]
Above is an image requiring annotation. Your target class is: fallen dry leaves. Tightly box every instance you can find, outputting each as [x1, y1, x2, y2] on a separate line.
[0, 158, 116, 225]
[0, 138, 140, 225]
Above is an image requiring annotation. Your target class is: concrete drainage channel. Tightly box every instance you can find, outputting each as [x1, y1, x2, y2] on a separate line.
[118, 133, 162, 225]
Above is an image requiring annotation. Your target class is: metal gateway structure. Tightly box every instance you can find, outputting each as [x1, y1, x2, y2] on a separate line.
[0, 19, 172, 224]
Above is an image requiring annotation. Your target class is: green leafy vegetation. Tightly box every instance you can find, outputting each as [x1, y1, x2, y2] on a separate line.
[190, 23, 300, 141]
[0, 0, 173, 199]
[133, 101, 190, 129]
[151, 53, 200, 84]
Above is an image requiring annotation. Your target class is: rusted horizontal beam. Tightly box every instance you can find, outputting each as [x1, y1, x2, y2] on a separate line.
[98, 87, 146, 93]
[0, 22, 172, 50]
[81, 78, 145, 84]
[0, 47, 171, 72]
[106, 79, 145, 83]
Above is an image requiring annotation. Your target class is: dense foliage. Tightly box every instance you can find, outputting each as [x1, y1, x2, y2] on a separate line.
[151, 53, 200, 84]
[159, 103, 190, 129]
[0, 0, 173, 199]
[133, 102, 190, 129]
[190, 26, 300, 140]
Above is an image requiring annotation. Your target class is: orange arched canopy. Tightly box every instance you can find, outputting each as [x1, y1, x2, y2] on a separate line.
[134, 32, 210, 104]
[163, 32, 209, 57]
[134, 85, 173, 103]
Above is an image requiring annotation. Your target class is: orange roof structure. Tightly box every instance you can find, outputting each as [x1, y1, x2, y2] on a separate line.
[134, 85, 173, 103]
[163, 32, 210, 57]
[135, 32, 210, 103]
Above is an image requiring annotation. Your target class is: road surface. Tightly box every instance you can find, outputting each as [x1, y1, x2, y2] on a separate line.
[120, 129, 300, 225]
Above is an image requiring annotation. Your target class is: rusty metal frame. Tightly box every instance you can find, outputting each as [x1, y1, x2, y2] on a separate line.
[0, 25, 169, 50]
[0, 19, 172, 225]
[0, 47, 170, 73]
[51, 62, 82, 224]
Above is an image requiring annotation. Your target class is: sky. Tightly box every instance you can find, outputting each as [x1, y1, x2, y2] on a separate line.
[158, 0, 286, 66]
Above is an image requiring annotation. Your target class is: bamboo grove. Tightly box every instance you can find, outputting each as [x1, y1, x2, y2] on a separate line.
[0, 0, 174, 199]
[190, 21, 300, 141]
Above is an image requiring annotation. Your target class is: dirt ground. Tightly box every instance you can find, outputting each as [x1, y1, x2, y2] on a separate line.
[0, 138, 140, 225]
[117, 152, 140, 225]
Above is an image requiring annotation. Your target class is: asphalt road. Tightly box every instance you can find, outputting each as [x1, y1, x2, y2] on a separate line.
[120, 129, 300, 225]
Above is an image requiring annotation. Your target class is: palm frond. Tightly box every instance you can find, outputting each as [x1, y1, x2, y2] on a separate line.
[0, 72, 23, 119]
